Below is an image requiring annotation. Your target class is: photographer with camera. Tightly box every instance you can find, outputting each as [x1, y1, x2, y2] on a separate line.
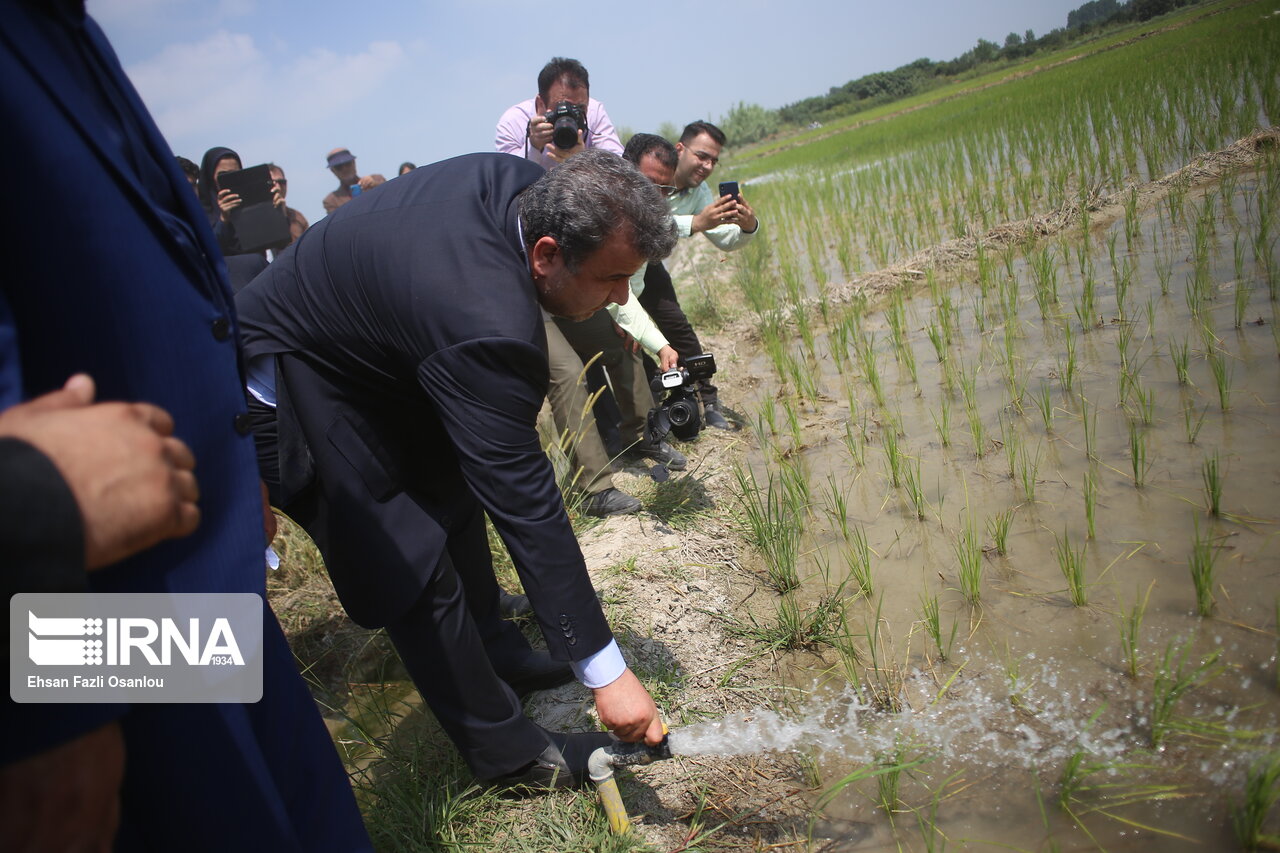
[631, 123, 760, 431]
[495, 57, 622, 169]
[496, 57, 658, 514]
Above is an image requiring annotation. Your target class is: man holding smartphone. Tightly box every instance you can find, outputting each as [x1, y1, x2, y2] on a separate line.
[638, 121, 759, 430]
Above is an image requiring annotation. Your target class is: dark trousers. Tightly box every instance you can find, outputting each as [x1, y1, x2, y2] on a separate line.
[639, 261, 719, 405]
[258, 354, 545, 781]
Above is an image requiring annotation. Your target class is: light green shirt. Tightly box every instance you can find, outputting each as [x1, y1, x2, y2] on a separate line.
[614, 179, 761, 354]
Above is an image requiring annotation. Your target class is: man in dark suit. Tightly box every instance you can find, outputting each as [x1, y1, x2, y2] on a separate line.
[237, 149, 673, 786]
[0, 0, 370, 848]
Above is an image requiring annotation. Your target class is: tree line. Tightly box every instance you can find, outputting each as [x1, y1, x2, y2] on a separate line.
[711, 0, 1209, 147]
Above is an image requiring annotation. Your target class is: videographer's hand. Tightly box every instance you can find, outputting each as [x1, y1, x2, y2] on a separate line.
[611, 321, 643, 355]
[358, 174, 386, 191]
[691, 195, 738, 234]
[271, 185, 285, 210]
[592, 668, 664, 745]
[0, 721, 124, 852]
[0, 374, 201, 569]
[733, 193, 759, 233]
[216, 188, 242, 221]
[657, 345, 679, 372]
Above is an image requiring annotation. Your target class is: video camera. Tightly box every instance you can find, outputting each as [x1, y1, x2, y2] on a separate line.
[646, 353, 717, 444]
[545, 100, 588, 150]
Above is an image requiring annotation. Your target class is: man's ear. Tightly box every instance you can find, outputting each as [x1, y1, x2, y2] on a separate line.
[534, 94, 547, 115]
[529, 236, 559, 278]
[674, 142, 685, 156]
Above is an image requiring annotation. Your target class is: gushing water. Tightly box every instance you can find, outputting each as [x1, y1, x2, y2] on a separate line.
[668, 659, 1273, 787]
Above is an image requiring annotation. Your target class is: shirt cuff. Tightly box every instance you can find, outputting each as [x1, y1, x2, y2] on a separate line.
[570, 639, 627, 688]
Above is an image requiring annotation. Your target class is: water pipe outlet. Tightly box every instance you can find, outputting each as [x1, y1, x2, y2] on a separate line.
[589, 731, 673, 834]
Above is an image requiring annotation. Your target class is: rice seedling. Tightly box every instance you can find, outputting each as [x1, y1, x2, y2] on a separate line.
[1119, 583, 1153, 679]
[1084, 468, 1098, 540]
[1054, 529, 1088, 606]
[1082, 398, 1098, 462]
[1018, 443, 1041, 503]
[1130, 376, 1156, 426]
[988, 508, 1014, 556]
[845, 524, 873, 598]
[1201, 449, 1222, 517]
[726, 589, 846, 656]
[1183, 399, 1208, 444]
[927, 321, 947, 364]
[1169, 336, 1191, 385]
[1207, 344, 1234, 411]
[1075, 275, 1098, 331]
[1234, 270, 1253, 334]
[843, 418, 866, 467]
[876, 743, 906, 815]
[1034, 380, 1054, 433]
[1057, 324, 1077, 395]
[1232, 752, 1280, 851]
[732, 464, 802, 594]
[903, 455, 926, 521]
[823, 473, 849, 539]
[1128, 420, 1150, 488]
[859, 596, 906, 712]
[1150, 636, 1223, 749]
[1189, 515, 1219, 617]
[882, 426, 903, 488]
[954, 514, 983, 606]
[1000, 416, 1020, 480]
[1056, 747, 1189, 847]
[1154, 249, 1173, 295]
[932, 395, 953, 449]
[919, 589, 956, 661]
[857, 332, 886, 409]
[965, 402, 987, 460]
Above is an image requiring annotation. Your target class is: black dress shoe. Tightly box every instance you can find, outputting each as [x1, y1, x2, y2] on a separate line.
[492, 649, 574, 697]
[622, 439, 687, 471]
[582, 487, 642, 517]
[484, 727, 617, 792]
[498, 591, 533, 619]
[703, 404, 734, 431]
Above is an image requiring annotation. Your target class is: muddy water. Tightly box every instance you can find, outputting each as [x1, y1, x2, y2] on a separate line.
[732, 169, 1280, 849]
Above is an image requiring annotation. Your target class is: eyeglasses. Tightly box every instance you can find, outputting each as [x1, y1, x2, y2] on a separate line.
[655, 184, 677, 196]
[271, 178, 287, 188]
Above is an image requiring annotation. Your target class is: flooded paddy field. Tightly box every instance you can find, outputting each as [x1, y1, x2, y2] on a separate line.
[691, 2, 1280, 848]
[704, 157, 1279, 850]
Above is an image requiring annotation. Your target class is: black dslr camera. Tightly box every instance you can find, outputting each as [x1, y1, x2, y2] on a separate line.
[545, 100, 588, 150]
[646, 353, 717, 444]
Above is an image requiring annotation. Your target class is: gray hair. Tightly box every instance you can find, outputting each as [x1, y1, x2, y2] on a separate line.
[519, 149, 677, 270]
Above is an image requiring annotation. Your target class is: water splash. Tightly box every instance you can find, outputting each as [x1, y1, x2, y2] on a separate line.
[670, 663, 1152, 772]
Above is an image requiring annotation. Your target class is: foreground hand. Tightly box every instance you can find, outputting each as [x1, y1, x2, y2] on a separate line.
[0, 374, 200, 569]
[0, 721, 124, 851]
[358, 174, 386, 190]
[657, 345, 679, 372]
[691, 195, 738, 234]
[592, 667, 663, 745]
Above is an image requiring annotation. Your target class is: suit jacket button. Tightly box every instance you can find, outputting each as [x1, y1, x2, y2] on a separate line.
[211, 317, 230, 341]
[233, 412, 253, 436]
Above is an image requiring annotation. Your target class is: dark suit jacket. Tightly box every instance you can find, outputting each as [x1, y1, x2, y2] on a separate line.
[0, 1, 368, 847]
[237, 153, 613, 661]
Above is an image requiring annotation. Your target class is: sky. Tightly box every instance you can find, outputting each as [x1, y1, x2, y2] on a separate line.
[94, 0, 1086, 226]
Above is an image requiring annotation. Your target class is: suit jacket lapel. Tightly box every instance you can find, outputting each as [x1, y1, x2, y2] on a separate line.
[0, 10, 228, 301]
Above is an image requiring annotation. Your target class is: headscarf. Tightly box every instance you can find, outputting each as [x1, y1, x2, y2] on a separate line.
[198, 146, 240, 226]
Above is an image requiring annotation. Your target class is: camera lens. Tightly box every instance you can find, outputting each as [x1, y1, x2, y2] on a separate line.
[668, 399, 696, 427]
[552, 119, 579, 150]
